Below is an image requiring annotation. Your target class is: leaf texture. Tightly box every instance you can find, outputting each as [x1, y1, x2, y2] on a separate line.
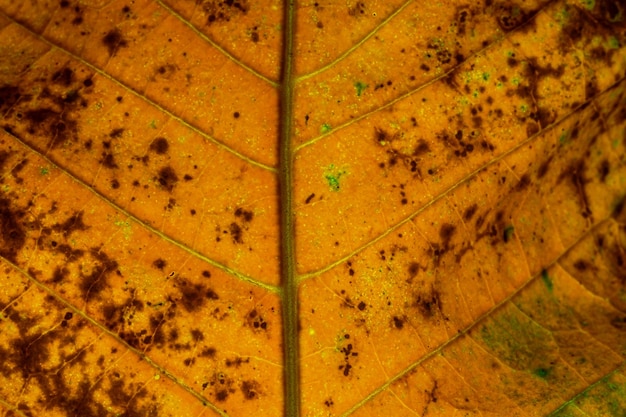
[0, 0, 625, 416]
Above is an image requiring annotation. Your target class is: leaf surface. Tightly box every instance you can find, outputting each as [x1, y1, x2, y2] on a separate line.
[0, 0, 625, 416]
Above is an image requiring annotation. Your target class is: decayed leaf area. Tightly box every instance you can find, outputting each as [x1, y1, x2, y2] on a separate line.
[0, 0, 625, 416]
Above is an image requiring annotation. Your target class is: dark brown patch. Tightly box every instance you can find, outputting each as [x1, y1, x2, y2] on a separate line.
[149, 137, 169, 155]
[537, 155, 553, 179]
[515, 174, 531, 192]
[51, 67, 74, 86]
[52, 211, 89, 236]
[0, 197, 26, 263]
[241, 380, 260, 400]
[177, 280, 219, 312]
[234, 207, 254, 222]
[229, 222, 243, 243]
[79, 248, 119, 301]
[102, 28, 128, 56]
[598, 159, 610, 182]
[109, 128, 124, 138]
[463, 204, 478, 221]
[413, 287, 441, 319]
[156, 166, 178, 192]
[152, 258, 167, 270]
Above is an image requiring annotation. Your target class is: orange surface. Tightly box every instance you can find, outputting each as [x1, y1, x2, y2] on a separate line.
[0, 1, 625, 416]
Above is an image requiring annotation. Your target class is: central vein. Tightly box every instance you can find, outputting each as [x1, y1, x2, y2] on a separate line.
[279, 1, 299, 416]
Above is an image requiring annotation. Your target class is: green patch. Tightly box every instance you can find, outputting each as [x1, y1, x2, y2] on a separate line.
[559, 130, 570, 145]
[354, 81, 368, 97]
[580, 0, 595, 10]
[504, 226, 515, 242]
[324, 164, 346, 192]
[541, 269, 553, 292]
[320, 123, 332, 134]
[533, 367, 551, 379]
[480, 309, 556, 372]
[40, 167, 50, 176]
[149, 120, 157, 129]
[608, 36, 620, 49]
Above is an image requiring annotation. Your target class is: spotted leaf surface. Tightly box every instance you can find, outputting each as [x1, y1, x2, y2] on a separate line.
[0, 1, 625, 416]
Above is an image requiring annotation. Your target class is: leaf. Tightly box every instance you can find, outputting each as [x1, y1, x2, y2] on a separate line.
[0, 0, 625, 416]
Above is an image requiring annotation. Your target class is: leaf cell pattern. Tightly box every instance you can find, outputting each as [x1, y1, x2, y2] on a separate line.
[0, 0, 625, 416]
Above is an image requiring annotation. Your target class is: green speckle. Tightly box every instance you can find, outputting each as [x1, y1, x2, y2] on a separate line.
[608, 36, 620, 49]
[114, 219, 133, 241]
[149, 120, 157, 129]
[580, 0, 595, 10]
[541, 269, 553, 292]
[482, 72, 490, 81]
[320, 123, 332, 134]
[324, 164, 346, 192]
[559, 130, 570, 145]
[504, 226, 515, 242]
[512, 77, 521, 86]
[520, 104, 528, 113]
[533, 367, 550, 379]
[354, 81, 368, 97]
[40, 167, 50, 176]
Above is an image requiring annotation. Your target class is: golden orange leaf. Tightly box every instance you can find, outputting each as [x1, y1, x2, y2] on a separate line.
[0, 0, 625, 416]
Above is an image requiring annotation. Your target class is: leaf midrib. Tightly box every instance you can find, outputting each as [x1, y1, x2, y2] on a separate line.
[279, 1, 299, 416]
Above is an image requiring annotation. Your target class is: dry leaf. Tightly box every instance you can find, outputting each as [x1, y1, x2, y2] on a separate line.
[1, 0, 625, 416]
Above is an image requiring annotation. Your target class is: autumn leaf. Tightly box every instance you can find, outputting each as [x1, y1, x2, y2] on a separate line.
[1, 0, 625, 416]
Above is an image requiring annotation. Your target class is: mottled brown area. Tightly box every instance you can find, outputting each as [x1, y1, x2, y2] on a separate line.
[79, 249, 119, 301]
[0, 197, 26, 263]
[201, 0, 250, 25]
[155, 166, 179, 192]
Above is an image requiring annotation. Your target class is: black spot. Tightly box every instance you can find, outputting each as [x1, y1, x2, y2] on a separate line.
[202, 270, 211, 278]
[250, 31, 259, 42]
[149, 137, 169, 154]
[392, 316, 404, 329]
[305, 193, 315, 204]
[233, 111, 240, 118]
[357, 301, 366, 311]
[111, 179, 120, 189]
[102, 28, 128, 56]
